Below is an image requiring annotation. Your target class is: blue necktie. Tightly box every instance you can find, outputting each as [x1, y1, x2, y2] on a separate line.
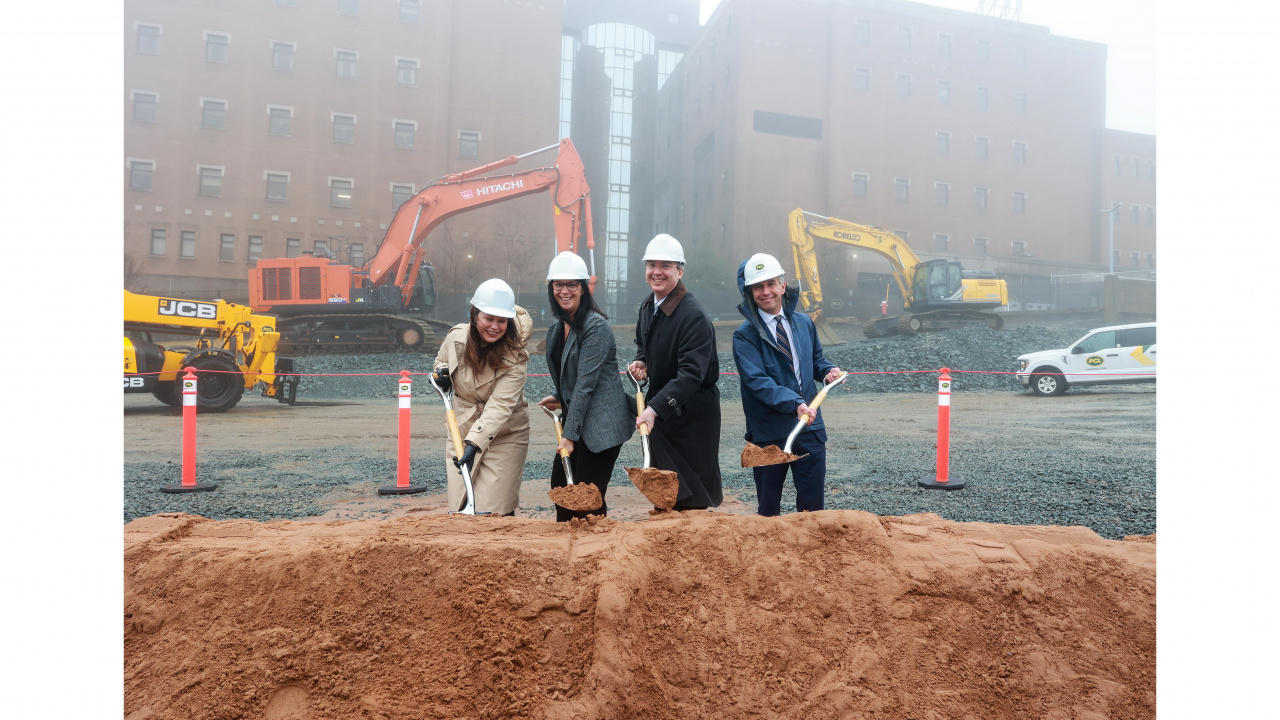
[775, 316, 794, 375]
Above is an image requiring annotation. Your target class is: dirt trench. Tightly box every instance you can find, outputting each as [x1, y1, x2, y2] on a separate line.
[124, 510, 1155, 720]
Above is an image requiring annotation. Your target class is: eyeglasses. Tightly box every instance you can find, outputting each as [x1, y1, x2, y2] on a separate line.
[552, 282, 581, 293]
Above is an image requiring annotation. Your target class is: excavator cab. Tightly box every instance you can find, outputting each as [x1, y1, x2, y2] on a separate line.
[911, 260, 964, 308]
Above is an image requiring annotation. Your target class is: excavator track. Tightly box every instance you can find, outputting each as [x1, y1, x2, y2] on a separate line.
[860, 310, 1003, 338]
[276, 314, 454, 356]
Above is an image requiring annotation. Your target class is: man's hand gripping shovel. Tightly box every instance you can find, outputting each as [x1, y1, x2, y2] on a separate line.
[741, 371, 848, 468]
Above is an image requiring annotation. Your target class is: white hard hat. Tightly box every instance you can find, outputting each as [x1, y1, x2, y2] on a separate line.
[546, 251, 590, 281]
[743, 253, 786, 286]
[642, 233, 686, 264]
[469, 278, 517, 319]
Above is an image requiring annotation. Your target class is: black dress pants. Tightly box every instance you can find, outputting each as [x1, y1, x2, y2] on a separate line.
[549, 442, 622, 522]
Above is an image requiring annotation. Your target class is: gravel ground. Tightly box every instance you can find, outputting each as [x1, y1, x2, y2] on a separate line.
[124, 323, 1154, 539]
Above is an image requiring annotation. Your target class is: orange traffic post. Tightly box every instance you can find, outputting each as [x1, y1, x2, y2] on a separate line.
[379, 370, 428, 495]
[918, 368, 966, 490]
[161, 368, 218, 493]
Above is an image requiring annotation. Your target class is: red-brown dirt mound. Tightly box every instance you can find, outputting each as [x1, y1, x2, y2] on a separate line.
[124, 511, 1155, 720]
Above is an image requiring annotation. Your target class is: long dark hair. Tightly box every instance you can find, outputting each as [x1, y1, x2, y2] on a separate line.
[464, 306, 524, 373]
[547, 280, 608, 331]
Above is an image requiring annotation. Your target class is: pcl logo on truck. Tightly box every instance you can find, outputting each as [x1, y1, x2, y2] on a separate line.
[1086, 356, 1104, 366]
[468, 179, 524, 198]
[158, 299, 217, 319]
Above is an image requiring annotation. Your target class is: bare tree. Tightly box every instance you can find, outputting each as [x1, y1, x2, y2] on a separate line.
[490, 203, 549, 296]
[124, 250, 146, 292]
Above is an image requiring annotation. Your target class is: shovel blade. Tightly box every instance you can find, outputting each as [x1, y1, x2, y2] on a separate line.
[626, 466, 680, 510]
[740, 443, 807, 468]
[549, 482, 603, 512]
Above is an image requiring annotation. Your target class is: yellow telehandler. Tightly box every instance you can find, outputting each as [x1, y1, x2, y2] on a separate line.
[124, 290, 298, 412]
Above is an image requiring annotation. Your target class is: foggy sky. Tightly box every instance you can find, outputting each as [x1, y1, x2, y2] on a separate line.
[700, 0, 1157, 135]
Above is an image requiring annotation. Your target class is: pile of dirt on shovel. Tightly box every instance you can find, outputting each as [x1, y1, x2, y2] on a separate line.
[124, 511, 1155, 720]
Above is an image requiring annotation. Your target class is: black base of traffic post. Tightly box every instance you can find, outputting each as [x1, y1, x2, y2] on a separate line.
[918, 475, 966, 490]
[378, 484, 429, 495]
[160, 482, 219, 493]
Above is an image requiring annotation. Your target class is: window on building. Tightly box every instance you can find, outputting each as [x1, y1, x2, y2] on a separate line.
[276, 0, 297, 5]
[336, 50, 358, 79]
[180, 231, 196, 258]
[150, 229, 166, 257]
[1146, 206, 1155, 226]
[266, 172, 289, 202]
[975, 187, 988, 210]
[399, 0, 420, 23]
[856, 19, 870, 43]
[936, 131, 950, 154]
[852, 173, 868, 197]
[1014, 93, 1026, 114]
[1113, 155, 1123, 175]
[975, 136, 988, 158]
[937, 80, 950, 104]
[1131, 204, 1140, 225]
[935, 182, 949, 205]
[1112, 250, 1121, 267]
[132, 92, 157, 123]
[893, 229, 910, 240]
[1148, 159, 1156, 179]
[934, 234, 948, 251]
[205, 33, 229, 62]
[1013, 141, 1027, 164]
[1131, 251, 1140, 267]
[330, 178, 353, 207]
[129, 160, 154, 191]
[974, 237, 988, 255]
[313, 239, 329, 256]
[898, 27, 912, 49]
[1146, 253, 1155, 268]
[269, 107, 292, 136]
[1014, 47, 1027, 69]
[976, 86, 989, 109]
[136, 24, 161, 54]
[1013, 191, 1026, 214]
[391, 183, 414, 210]
[248, 236, 263, 263]
[1132, 157, 1142, 177]
[668, 12, 679, 24]
[198, 166, 223, 197]
[896, 74, 910, 98]
[394, 121, 415, 149]
[938, 33, 951, 56]
[894, 178, 909, 202]
[397, 58, 418, 85]
[338, 0, 359, 15]
[219, 234, 236, 262]
[286, 238, 301, 257]
[854, 67, 869, 92]
[458, 130, 479, 157]
[349, 242, 365, 266]
[272, 42, 294, 71]
[201, 99, 226, 129]
[332, 113, 355, 143]
[977, 40, 990, 62]
[1013, 240, 1027, 255]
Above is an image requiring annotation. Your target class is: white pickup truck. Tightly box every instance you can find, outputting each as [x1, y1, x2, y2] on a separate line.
[1016, 322, 1157, 396]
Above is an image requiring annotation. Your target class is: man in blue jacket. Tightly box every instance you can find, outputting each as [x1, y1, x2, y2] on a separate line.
[732, 253, 843, 516]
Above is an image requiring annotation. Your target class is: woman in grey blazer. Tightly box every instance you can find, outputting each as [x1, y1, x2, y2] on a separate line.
[538, 252, 636, 521]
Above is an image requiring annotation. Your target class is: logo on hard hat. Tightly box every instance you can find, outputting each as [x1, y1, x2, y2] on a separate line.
[755, 263, 765, 271]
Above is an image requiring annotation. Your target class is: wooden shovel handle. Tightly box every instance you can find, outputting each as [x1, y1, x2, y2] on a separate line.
[635, 391, 650, 436]
[445, 407, 466, 457]
[551, 416, 570, 458]
[803, 372, 848, 425]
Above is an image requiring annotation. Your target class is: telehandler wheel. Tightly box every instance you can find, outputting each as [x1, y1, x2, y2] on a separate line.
[152, 381, 180, 407]
[189, 355, 245, 413]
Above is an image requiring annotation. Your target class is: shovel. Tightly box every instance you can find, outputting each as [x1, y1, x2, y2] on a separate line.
[542, 405, 604, 513]
[429, 371, 488, 516]
[624, 370, 680, 510]
[742, 371, 849, 468]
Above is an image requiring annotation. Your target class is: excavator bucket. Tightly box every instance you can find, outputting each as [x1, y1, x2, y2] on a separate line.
[812, 312, 845, 347]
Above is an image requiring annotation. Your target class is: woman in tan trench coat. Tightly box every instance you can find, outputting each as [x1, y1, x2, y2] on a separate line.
[433, 279, 532, 516]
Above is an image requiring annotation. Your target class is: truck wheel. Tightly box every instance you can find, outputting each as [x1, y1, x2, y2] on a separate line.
[152, 381, 180, 407]
[189, 355, 245, 413]
[1031, 369, 1067, 397]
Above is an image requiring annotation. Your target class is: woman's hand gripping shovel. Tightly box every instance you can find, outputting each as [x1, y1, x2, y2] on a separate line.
[741, 371, 849, 468]
[624, 370, 680, 510]
[542, 405, 604, 513]
[429, 369, 488, 516]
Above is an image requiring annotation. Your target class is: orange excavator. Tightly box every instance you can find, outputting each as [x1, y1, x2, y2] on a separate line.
[248, 139, 595, 354]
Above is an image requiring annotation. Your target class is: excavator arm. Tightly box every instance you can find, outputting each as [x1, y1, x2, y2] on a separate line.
[789, 207, 921, 316]
[367, 139, 596, 303]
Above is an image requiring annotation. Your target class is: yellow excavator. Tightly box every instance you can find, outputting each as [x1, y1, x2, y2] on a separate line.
[124, 290, 298, 412]
[789, 208, 1008, 342]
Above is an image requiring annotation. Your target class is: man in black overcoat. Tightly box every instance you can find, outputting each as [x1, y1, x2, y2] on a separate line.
[626, 234, 723, 510]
